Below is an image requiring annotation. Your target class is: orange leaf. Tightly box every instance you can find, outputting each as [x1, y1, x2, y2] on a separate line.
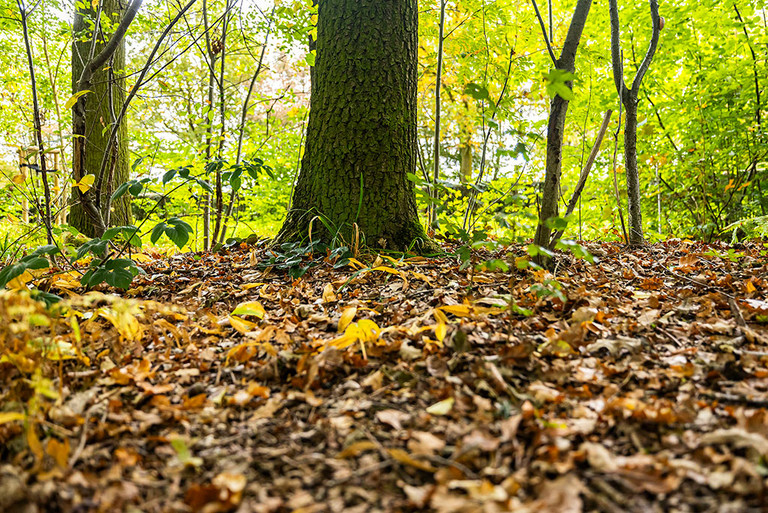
[337, 440, 377, 459]
[46, 437, 70, 468]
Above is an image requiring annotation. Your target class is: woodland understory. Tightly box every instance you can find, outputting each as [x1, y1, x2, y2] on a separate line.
[1, 239, 767, 512]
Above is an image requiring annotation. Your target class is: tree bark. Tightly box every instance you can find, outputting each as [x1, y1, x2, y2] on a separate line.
[609, 0, 660, 246]
[71, 0, 134, 237]
[274, 0, 433, 252]
[532, 0, 593, 257]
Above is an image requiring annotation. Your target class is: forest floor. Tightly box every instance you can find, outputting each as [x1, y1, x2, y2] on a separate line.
[1, 239, 768, 513]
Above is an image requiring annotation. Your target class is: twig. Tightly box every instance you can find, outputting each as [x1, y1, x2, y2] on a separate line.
[549, 109, 613, 248]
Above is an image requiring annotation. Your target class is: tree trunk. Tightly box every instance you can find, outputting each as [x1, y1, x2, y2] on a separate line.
[459, 139, 472, 184]
[609, 0, 660, 246]
[71, 0, 131, 237]
[532, 0, 593, 257]
[623, 101, 643, 244]
[534, 94, 569, 248]
[274, 0, 433, 252]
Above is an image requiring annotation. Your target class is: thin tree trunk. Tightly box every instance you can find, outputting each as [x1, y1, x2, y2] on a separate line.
[609, 0, 660, 246]
[532, 0, 593, 260]
[18, 0, 53, 244]
[430, 0, 446, 229]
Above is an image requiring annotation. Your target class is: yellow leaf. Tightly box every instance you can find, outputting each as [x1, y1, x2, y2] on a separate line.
[240, 282, 265, 290]
[27, 424, 44, 462]
[371, 266, 402, 276]
[426, 397, 454, 416]
[12, 173, 26, 184]
[73, 174, 95, 193]
[322, 283, 337, 303]
[64, 89, 91, 110]
[347, 258, 367, 269]
[0, 412, 24, 424]
[338, 306, 357, 332]
[46, 437, 70, 468]
[229, 315, 258, 334]
[98, 306, 142, 341]
[357, 319, 380, 343]
[337, 440, 377, 459]
[439, 304, 473, 317]
[231, 301, 265, 319]
[379, 255, 402, 266]
[7, 270, 33, 290]
[387, 448, 437, 472]
[435, 322, 447, 343]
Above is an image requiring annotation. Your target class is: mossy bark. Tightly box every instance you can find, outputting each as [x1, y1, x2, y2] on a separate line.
[274, 0, 434, 252]
[70, 0, 131, 237]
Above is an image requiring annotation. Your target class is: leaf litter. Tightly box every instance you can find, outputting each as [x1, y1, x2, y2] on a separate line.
[1, 239, 767, 512]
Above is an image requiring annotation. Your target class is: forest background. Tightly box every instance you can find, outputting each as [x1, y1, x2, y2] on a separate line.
[0, 0, 765, 257]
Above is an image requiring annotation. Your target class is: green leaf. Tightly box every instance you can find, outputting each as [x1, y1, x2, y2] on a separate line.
[464, 83, 490, 101]
[128, 181, 144, 197]
[111, 182, 131, 202]
[162, 169, 177, 185]
[150, 223, 166, 245]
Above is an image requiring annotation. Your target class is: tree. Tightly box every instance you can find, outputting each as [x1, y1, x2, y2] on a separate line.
[609, 0, 660, 245]
[531, 0, 593, 255]
[70, 0, 140, 237]
[274, 0, 433, 252]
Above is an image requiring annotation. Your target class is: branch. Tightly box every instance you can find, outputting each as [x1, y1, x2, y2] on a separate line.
[630, 0, 660, 97]
[550, 109, 613, 247]
[96, 0, 200, 203]
[558, 0, 592, 71]
[530, 0, 557, 65]
[608, 0, 628, 100]
[88, 0, 143, 74]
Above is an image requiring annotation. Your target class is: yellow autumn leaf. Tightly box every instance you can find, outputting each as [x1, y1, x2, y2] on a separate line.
[439, 304, 473, 317]
[64, 89, 91, 110]
[12, 173, 26, 184]
[337, 440, 377, 459]
[47, 437, 70, 468]
[322, 283, 337, 303]
[229, 315, 258, 334]
[7, 270, 34, 290]
[346, 258, 367, 269]
[27, 424, 44, 462]
[231, 301, 265, 319]
[356, 318, 380, 343]
[326, 318, 380, 359]
[98, 307, 143, 341]
[73, 174, 95, 193]
[0, 412, 25, 424]
[338, 306, 357, 332]
[370, 266, 402, 276]
[426, 397, 454, 416]
[387, 448, 437, 472]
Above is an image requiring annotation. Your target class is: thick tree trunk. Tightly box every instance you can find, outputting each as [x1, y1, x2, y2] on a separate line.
[623, 102, 643, 244]
[71, 0, 131, 237]
[275, 0, 433, 252]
